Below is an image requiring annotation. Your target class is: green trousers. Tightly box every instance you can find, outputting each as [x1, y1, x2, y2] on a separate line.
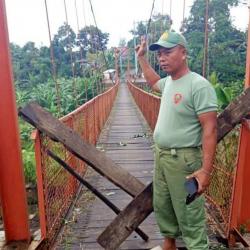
[153, 145, 209, 250]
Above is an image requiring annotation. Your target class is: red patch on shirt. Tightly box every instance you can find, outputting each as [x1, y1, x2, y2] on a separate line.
[174, 93, 183, 104]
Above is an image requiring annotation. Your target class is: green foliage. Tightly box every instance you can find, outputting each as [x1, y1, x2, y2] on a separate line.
[209, 244, 227, 249]
[17, 118, 36, 183]
[10, 42, 51, 88]
[53, 23, 76, 50]
[104, 49, 115, 69]
[77, 25, 109, 54]
[209, 72, 244, 110]
[17, 75, 102, 115]
[22, 149, 36, 183]
[16, 75, 102, 184]
[11, 23, 111, 85]
[239, 220, 250, 235]
[209, 72, 231, 109]
[182, 0, 246, 83]
[127, 13, 171, 75]
[10, 21, 111, 185]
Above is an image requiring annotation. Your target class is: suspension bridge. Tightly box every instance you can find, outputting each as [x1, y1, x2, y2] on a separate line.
[1, 0, 250, 249]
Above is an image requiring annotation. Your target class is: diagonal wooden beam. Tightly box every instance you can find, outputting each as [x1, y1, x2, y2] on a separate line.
[217, 87, 250, 141]
[98, 87, 250, 250]
[18, 102, 145, 197]
[98, 184, 153, 250]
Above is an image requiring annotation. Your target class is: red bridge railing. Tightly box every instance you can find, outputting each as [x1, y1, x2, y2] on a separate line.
[34, 83, 118, 244]
[128, 81, 244, 241]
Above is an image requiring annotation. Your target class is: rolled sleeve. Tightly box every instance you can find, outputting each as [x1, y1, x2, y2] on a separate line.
[193, 86, 218, 115]
[155, 78, 167, 92]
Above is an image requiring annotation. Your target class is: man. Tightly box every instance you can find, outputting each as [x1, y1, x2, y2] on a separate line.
[136, 31, 217, 250]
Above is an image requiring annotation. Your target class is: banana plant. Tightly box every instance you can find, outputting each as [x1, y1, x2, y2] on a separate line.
[209, 72, 232, 110]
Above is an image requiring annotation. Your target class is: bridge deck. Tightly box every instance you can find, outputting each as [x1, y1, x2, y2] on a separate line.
[54, 83, 190, 249]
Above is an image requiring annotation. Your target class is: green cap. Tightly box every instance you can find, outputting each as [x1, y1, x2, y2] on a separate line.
[149, 30, 187, 51]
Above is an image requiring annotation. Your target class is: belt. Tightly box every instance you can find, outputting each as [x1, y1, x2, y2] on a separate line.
[155, 145, 201, 156]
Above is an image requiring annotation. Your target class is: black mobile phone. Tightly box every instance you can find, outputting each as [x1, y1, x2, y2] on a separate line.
[184, 177, 199, 205]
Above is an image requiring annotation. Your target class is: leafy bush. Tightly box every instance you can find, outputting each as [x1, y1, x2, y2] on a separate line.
[22, 149, 36, 183]
[209, 72, 244, 110]
[16, 74, 103, 184]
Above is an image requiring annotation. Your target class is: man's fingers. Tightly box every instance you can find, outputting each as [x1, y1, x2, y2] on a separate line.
[135, 36, 147, 56]
[196, 178, 203, 194]
[141, 35, 146, 43]
[186, 174, 194, 179]
[135, 45, 140, 52]
[140, 36, 147, 48]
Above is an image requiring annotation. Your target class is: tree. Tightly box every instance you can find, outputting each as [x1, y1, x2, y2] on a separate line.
[77, 25, 109, 55]
[53, 23, 76, 50]
[208, 0, 246, 83]
[119, 38, 126, 47]
[182, 0, 246, 84]
[10, 22, 110, 85]
[10, 42, 51, 88]
[51, 23, 77, 77]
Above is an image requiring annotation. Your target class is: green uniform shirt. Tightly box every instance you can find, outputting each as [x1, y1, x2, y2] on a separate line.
[153, 71, 217, 148]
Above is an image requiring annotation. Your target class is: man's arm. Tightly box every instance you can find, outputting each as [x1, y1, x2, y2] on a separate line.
[190, 111, 217, 194]
[135, 37, 161, 92]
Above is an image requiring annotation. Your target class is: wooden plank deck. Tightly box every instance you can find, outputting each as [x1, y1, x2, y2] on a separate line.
[54, 83, 188, 249]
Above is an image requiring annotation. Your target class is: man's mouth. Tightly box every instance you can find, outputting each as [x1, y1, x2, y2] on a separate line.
[161, 64, 169, 69]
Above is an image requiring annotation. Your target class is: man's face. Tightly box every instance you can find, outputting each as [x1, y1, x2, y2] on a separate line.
[156, 45, 186, 75]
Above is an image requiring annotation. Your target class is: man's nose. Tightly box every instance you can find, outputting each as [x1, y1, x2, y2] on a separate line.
[159, 57, 166, 63]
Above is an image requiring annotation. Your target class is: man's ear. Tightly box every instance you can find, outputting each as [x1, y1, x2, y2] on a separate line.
[182, 49, 187, 60]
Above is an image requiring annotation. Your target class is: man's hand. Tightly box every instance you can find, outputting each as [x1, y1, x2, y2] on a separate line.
[186, 169, 211, 194]
[135, 36, 147, 58]
[134, 36, 161, 90]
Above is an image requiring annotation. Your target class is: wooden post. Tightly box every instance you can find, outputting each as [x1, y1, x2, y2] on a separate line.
[0, 0, 30, 242]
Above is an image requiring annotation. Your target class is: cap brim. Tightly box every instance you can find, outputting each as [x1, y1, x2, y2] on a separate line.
[149, 41, 177, 51]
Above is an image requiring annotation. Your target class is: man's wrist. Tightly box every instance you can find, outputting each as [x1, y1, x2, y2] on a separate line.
[201, 168, 213, 176]
[137, 54, 146, 60]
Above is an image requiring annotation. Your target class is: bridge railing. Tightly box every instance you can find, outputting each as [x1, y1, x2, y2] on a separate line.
[128, 81, 240, 239]
[128, 81, 160, 131]
[34, 83, 118, 244]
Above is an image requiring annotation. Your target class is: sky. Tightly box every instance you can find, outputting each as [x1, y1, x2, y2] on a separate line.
[5, 0, 250, 48]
